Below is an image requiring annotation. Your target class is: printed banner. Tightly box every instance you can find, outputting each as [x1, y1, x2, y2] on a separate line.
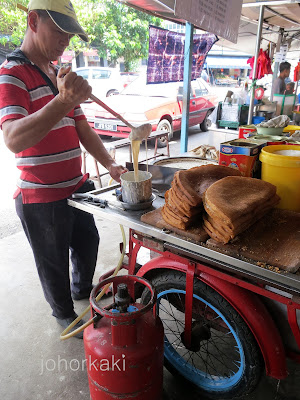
[175, 0, 242, 44]
[147, 26, 218, 84]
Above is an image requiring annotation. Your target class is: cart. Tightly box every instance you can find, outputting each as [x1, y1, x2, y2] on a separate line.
[68, 181, 300, 400]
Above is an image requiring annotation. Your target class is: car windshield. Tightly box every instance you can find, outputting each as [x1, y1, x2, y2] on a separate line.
[92, 70, 111, 79]
[121, 74, 181, 98]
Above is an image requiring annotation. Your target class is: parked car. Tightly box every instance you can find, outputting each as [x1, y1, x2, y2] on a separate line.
[120, 72, 139, 88]
[81, 74, 218, 147]
[75, 67, 124, 98]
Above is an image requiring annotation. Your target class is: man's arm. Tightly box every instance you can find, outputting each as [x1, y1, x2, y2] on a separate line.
[76, 119, 127, 183]
[2, 67, 91, 154]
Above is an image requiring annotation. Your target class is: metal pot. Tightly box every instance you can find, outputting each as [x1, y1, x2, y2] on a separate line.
[292, 112, 300, 124]
[120, 171, 152, 204]
[257, 111, 274, 120]
[257, 102, 277, 112]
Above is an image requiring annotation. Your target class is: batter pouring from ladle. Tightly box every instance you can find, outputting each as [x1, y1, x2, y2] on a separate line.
[129, 123, 152, 182]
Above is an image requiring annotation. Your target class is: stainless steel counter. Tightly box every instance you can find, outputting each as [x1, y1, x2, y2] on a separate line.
[68, 184, 300, 296]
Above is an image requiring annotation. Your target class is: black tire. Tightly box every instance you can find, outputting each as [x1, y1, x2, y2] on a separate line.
[141, 271, 263, 399]
[106, 89, 119, 97]
[200, 109, 213, 132]
[156, 119, 173, 148]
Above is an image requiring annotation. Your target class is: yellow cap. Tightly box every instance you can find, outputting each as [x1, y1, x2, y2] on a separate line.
[18, 0, 88, 42]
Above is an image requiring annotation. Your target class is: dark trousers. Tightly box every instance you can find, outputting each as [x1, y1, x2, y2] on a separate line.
[15, 181, 99, 319]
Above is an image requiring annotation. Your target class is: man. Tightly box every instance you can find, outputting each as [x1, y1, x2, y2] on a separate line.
[0, 0, 127, 338]
[273, 61, 291, 95]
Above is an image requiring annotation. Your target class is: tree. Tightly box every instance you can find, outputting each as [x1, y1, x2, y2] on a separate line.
[0, 1, 27, 47]
[0, 0, 162, 70]
[73, 0, 162, 71]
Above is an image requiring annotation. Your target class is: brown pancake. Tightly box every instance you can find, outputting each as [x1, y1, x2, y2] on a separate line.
[205, 194, 281, 233]
[167, 188, 203, 217]
[164, 190, 189, 219]
[203, 177, 278, 224]
[171, 177, 200, 208]
[162, 206, 192, 230]
[174, 165, 241, 207]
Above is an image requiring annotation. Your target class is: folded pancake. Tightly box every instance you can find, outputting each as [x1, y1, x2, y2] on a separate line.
[203, 195, 280, 244]
[165, 189, 202, 218]
[161, 205, 200, 230]
[167, 188, 203, 217]
[173, 165, 241, 207]
[205, 194, 280, 233]
[203, 177, 277, 225]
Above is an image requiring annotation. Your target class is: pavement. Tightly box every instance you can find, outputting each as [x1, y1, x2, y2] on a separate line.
[1, 127, 299, 399]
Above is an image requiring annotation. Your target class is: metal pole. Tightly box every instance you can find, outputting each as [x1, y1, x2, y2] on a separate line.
[180, 22, 193, 154]
[247, 5, 265, 125]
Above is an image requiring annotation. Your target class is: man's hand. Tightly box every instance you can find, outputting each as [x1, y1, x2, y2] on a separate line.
[57, 66, 92, 106]
[108, 162, 128, 183]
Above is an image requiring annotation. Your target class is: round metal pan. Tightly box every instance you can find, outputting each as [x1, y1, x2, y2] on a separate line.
[117, 194, 156, 211]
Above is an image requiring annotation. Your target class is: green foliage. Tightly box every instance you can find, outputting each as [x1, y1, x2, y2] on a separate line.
[73, 0, 162, 71]
[0, 1, 27, 48]
[0, 0, 162, 70]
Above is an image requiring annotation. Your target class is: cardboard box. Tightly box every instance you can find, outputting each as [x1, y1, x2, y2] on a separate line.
[219, 138, 267, 178]
[238, 125, 257, 139]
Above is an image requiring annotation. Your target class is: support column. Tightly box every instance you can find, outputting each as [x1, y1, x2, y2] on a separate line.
[180, 22, 194, 154]
[247, 5, 265, 125]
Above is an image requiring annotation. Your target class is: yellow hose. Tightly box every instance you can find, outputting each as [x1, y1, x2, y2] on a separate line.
[60, 177, 125, 340]
[108, 177, 115, 186]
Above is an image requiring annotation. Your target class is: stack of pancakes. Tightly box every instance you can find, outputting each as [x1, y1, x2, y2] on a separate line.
[203, 176, 280, 244]
[162, 165, 241, 230]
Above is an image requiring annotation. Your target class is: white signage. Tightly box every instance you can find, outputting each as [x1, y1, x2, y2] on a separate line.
[175, 0, 242, 43]
[275, 44, 288, 63]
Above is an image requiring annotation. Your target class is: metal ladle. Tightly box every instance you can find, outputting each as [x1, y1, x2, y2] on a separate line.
[90, 94, 152, 141]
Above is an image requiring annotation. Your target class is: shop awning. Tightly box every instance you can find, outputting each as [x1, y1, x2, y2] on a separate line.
[206, 56, 251, 69]
[118, 0, 242, 43]
[218, 1, 300, 55]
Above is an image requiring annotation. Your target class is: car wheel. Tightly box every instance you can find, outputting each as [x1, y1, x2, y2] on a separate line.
[106, 90, 119, 97]
[156, 119, 173, 148]
[200, 109, 213, 132]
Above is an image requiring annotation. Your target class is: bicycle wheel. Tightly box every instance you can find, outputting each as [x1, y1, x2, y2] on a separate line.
[141, 271, 263, 399]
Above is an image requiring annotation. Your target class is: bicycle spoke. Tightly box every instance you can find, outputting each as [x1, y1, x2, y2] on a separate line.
[158, 289, 245, 389]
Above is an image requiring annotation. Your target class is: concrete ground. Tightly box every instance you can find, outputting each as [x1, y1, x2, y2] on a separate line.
[1, 127, 299, 400]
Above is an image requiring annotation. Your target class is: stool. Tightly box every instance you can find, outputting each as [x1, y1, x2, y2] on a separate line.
[82, 151, 102, 187]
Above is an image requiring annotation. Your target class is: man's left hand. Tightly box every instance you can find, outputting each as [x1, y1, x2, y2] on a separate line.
[108, 163, 128, 183]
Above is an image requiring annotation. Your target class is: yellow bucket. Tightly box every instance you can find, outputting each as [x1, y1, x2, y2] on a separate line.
[259, 145, 300, 212]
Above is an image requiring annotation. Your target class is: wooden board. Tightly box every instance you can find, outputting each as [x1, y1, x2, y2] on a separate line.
[142, 208, 300, 273]
[207, 208, 300, 273]
[141, 207, 209, 242]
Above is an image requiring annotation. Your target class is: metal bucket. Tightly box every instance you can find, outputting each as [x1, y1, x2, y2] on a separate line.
[121, 171, 152, 204]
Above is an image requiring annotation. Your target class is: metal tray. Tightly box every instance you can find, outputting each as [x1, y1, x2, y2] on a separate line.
[68, 184, 300, 296]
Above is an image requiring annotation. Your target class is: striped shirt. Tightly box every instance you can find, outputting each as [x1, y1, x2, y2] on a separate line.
[0, 50, 87, 203]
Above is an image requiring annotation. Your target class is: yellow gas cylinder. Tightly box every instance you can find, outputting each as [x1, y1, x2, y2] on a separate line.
[259, 145, 300, 212]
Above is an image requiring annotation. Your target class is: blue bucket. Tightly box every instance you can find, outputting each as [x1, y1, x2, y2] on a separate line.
[252, 116, 265, 124]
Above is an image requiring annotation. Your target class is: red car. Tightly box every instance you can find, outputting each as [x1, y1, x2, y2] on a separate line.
[82, 74, 217, 147]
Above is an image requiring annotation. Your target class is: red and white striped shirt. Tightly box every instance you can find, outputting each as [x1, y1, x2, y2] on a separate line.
[0, 50, 87, 203]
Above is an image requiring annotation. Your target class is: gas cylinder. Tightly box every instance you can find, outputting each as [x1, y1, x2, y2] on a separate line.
[84, 275, 164, 400]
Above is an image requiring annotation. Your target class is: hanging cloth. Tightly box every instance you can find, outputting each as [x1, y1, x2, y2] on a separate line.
[294, 62, 300, 81]
[247, 49, 273, 80]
